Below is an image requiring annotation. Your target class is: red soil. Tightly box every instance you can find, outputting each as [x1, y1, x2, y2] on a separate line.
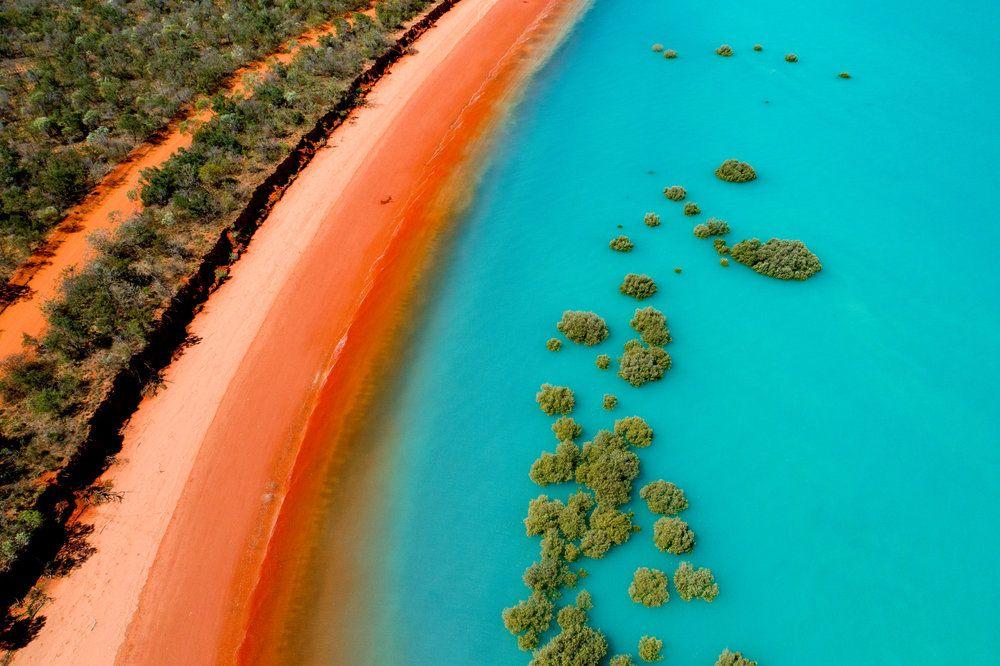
[12, 0, 577, 663]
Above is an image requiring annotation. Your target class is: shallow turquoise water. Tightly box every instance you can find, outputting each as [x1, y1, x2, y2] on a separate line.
[349, 0, 1000, 662]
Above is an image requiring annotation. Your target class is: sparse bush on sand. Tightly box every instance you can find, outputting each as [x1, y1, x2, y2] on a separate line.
[715, 159, 756, 183]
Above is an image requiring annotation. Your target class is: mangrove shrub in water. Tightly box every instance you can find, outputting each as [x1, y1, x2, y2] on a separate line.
[546, 338, 562, 351]
[611, 656, 635, 666]
[652, 43, 664, 52]
[630, 307, 670, 345]
[674, 561, 719, 601]
[610, 235, 634, 252]
[640, 480, 688, 515]
[557, 311, 610, 346]
[753, 44, 763, 52]
[663, 185, 686, 201]
[715, 160, 756, 183]
[603, 394, 618, 410]
[536, 383, 575, 415]
[694, 218, 731, 238]
[714, 238, 730, 255]
[620, 274, 658, 300]
[785, 53, 798, 62]
[581, 505, 635, 558]
[653, 516, 695, 554]
[596, 354, 611, 370]
[639, 636, 664, 662]
[530, 441, 581, 486]
[717, 649, 758, 666]
[576, 431, 640, 507]
[502, 592, 554, 651]
[618, 340, 671, 386]
[716, 44, 734, 57]
[552, 416, 582, 442]
[684, 202, 701, 216]
[614, 416, 654, 448]
[559, 491, 595, 541]
[629, 567, 670, 607]
[644, 212, 661, 227]
[525, 495, 565, 536]
[839, 71, 851, 79]
[730, 238, 822, 280]
[663, 49, 677, 59]
[531, 591, 607, 666]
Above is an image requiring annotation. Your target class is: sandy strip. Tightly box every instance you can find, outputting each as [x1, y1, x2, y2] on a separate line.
[12, 0, 571, 663]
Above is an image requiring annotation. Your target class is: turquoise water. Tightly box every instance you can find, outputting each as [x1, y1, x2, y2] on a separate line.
[342, 0, 1000, 662]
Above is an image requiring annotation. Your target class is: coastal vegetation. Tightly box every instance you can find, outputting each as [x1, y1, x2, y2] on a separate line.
[730, 238, 822, 280]
[653, 516, 695, 554]
[683, 202, 700, 216]
[717, 649, 758, 666]
[557, 311, 609, 346]
[620, 274, 657, 300]
[694, 218, 731, 238]
[720, 258, 730, 267]
[546, 338, 562, 351]
[663, 186, 686, 201]
[618, 340, 671, 386]
[611, 656, 635, 666]
[530, 591, 608, 665]
[715, 160, 756, 183]
[839, 72, 851, 79]
[502, 592, 553, 651]
[652, 44, 664, 53]
[536, 384, 576, 415]
[753, 44, 763, 52]
[630, 307, 670, 345]
[674, 562, 719, 601]
[530, 442, 581, 486]
[715, 44, 734, 57]
[785, 53, 798, 62]
[596, 354, 611, 370]
[610, 236, 634, 252]
[629, 567, 669, 606]
[576, 431, 640, 508]
[714, 238, 731, 254]
[643, 212, 661, 227]
[603, 394, 618, 410]
[640, 480, 688, 515]
[663, 50, 678, 59]
[614, 416, 654, 448]
[638, 636, 664, 662]
[552, 417, 582, 442]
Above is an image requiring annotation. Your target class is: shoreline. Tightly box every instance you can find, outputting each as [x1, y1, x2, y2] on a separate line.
[10, 0, 579, 663]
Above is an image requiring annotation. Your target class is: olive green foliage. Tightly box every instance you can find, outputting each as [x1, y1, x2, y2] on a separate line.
[717, 649, 758, 666]
[581, 505, 635, 558]
[630, 307, 670, 345]
[552, 417, 582, 442]
[640, 480, 688, 515]
[716, 44, 734, 57]
[673, 267, 682, 274]
[638, 636, 665, 662]
[618, 340, 672, 387]
[603, 394, 618, 410]
[663, 185, 686, 201]
[530, 441, 581, 486]
[839, 71, 851, 79]
[714, 238, 731, 255]
[576, 430, 640, 508]
[531, 591, 608, 666]
[596, 354, 612, 370]
[653, 516, 695, 554]
[684, 202, 701, 216]
[663, 50, 678, 59]
[715, 160, 757, 183]
[730, 238, 822, 280]
[720, 258, 730, 267]
[620, 274, 658, 300]
[557, 311, 610, 346]
[547, 338, 562, 351]
[525, 495, 565, 536]
[652, 43, 664, 52]
[610, 235, 635, 252]
[644, 212, 661, 227]
[629, 567, 670, 606]
[611, 656, 636, 666]
[785, 53, 798, 62]
[559, 491, 595, 540]
[502, 592, 554, 651]
[614, 416, 654, 448]
[693, 218, 731, 238]
[523, 550, 579, 597]
[536, 383, 576, 415]
[674, 562, 719, 601]
[753, 44, 763, 51]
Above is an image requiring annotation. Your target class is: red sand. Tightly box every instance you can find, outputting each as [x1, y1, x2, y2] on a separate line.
[13, 0, 577, 663]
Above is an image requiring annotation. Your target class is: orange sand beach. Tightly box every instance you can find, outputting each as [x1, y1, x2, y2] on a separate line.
[12, 0, 579, 663]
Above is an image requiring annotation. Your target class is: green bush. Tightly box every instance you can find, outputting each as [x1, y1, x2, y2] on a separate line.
[674, 562, 719, 601]
[581, 505, 634, 558]
[523, 551, 578, 597]
[524, 495, 565, 536]
[653, 516, 695, 554]
[715, 160, 756, 183]
[683, 202, 700, 216]
[730, 238, 822, 280]
[536, 383, 575, 415]
[611, 656, 636, 666]
[652, 44, 664, 52]
[693, 218, 731, 238]
[546, 338, 562, 351]
[630, 307, 670, 345]
[716, 44, 734, 57]
[753, 44, 763, 52]
[596, 354, 611, 370]
[610, 235, 634, 252]
[557, 311, 610, 346]
[839, 71, 851, 79]
[663, 49, 677, 59]
[785, 53, 798, 62]
[603, 394, 618, 410]
[717, 649, 758, 666]
[620, 274, 657, 300]
[644, 212, 661, 227]
[552, 416, 582, 442]
[576, 431, 639, 508]
[663, 185, 686, 201]
[629, 567, 670, 606]
[559, 491, 595, 540]
[614, 416, 654, 448]
[502, 592, 554, 651]
[714, 238, 730, 255]
[720, 258, 730, 267]
[638, 635, 664, 662]
[640, 480, 688, 515]
[618, 340, 671, 386]
[531, 591, 608, 666]
[530, 440, 581, 486]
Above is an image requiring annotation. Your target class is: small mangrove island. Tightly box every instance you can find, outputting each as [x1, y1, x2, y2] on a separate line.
[730, 237, 822, 280]
[715, 159, 756, 183]
[620, 274, 658, 300]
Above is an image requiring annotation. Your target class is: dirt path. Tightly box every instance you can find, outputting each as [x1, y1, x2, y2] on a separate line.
[12, 0, 574, 663]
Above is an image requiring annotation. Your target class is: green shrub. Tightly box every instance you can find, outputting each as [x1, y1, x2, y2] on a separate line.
[753, 44, 763, 52]
[525, 495, 564, 536]
[610, 235, 634, 252]
[674, 561, 719, 601]
[618, 340, 671, 386]
[663, 185, 686, 201]
[536, 383, 575, 415]
[611, 656, 635, 666]
[603, 394, 618, 410]
[683, 202, 700, 216]
[720, 258, 730, 267]
[715, 160, 756, 183]
[644, 212, 661, 227]
[839, 71, 851, 79]
[714, 238, 730, 255]
[530, 441, 581, 486]
[630, 307, 670, 345]
[552, 416, 582, 441]
[652, 43, 664, 52]
[730, 238, 822, 280]
[620, 274, 657, 300]
[614, 416, 654, 448]
[559, 491, 595, 540]
[502, 592, 554, 651]
[717, 649, 758, 666]
[785, 53, 798, 62]
[546, 338, 562, 351]
[639, 636, 664, 662]
[653, 516, 695, 554]
[523, 552, 578, 597]
[693, 218, 731, 238]
[715, 44, 734, 57]
[640, 480, 688, 515]
[576, 431, 639, 508]
[557, 311, 609, 346]
[531, 591, 607, 666]
[663, 49, 677, 59]
[581, 505, 634, 558]
[629, 567, 670, 606]
[596, 354, 611, 370]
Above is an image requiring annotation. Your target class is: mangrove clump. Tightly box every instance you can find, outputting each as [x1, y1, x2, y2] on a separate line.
[644, 212, 661, 227]
[531, 591, 607, 666]
[683, 202, 700, 216]
[603, 394, 618, 410]
[838, 71, 851, 79]
[502, 592, 554, 651]
[630, 307, 670, 345]
[552, 416, 582, 442]
[717, 649, 758, 666]
[785, 53, 798, 62]
[618, 340, 671, 386]
[663, 49, 677, 59]
[530, 441, 581, 486]
[629, 567, 670, 607]
[715, 44, 733, 57]
[581, 505, 635, 558]
[611, 656, 635, 666]
[715, 159, 756, 183]
[559, 491, 595, 541]
[557, 310, 610, 346]
[620, 274, 658, 300]
[663, 185, 686, 202]
[610, 235, 635, 252]
[753, 44, 763, 52]
[730, 238, 822, 280]
[536, 383, 576, 415]
[614, 415, 654, 448]
[546, 338, 562, 351]
[673, 562, 719, 602]
[638, 636, 664, 662]
[596, 354, 611, 370]
[640, 480, 688, 515]
[714, 238, 730, 255]
[693, 218, 731, 238]
[652, 43, 664, 53]
[576, 430, 640, 507]
[653, 516, 695, 554]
